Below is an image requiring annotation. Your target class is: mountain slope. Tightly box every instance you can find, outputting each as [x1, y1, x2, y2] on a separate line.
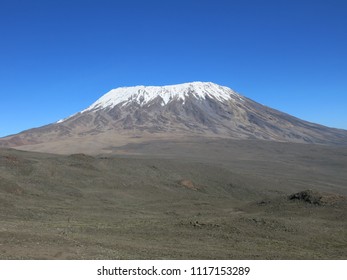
[1, 82, 346, 153]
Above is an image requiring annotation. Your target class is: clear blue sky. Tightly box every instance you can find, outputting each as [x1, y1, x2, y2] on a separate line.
[1, 0, 346, 137]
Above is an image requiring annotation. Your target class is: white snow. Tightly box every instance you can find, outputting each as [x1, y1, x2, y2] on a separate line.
[81, 81, 240, 113]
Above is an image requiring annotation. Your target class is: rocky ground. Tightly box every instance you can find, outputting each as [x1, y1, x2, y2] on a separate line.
[0, 138, 346, 259]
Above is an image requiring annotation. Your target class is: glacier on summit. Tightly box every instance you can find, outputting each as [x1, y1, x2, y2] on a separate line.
[81, 82, 240, 113]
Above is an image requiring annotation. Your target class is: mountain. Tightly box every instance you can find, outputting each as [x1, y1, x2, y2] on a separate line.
[1, 81, 347, 154]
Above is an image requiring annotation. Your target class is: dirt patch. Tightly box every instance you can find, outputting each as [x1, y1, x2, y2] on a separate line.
[0, 178, 24, 195]
[0, 154, 34, 176]
[288, 189, 346, 205]
[0, 155, 21, 166]
[179, 179, 200, 191]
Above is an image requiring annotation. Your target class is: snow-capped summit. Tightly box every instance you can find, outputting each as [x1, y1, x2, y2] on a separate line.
[82, 82, 240, 113]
